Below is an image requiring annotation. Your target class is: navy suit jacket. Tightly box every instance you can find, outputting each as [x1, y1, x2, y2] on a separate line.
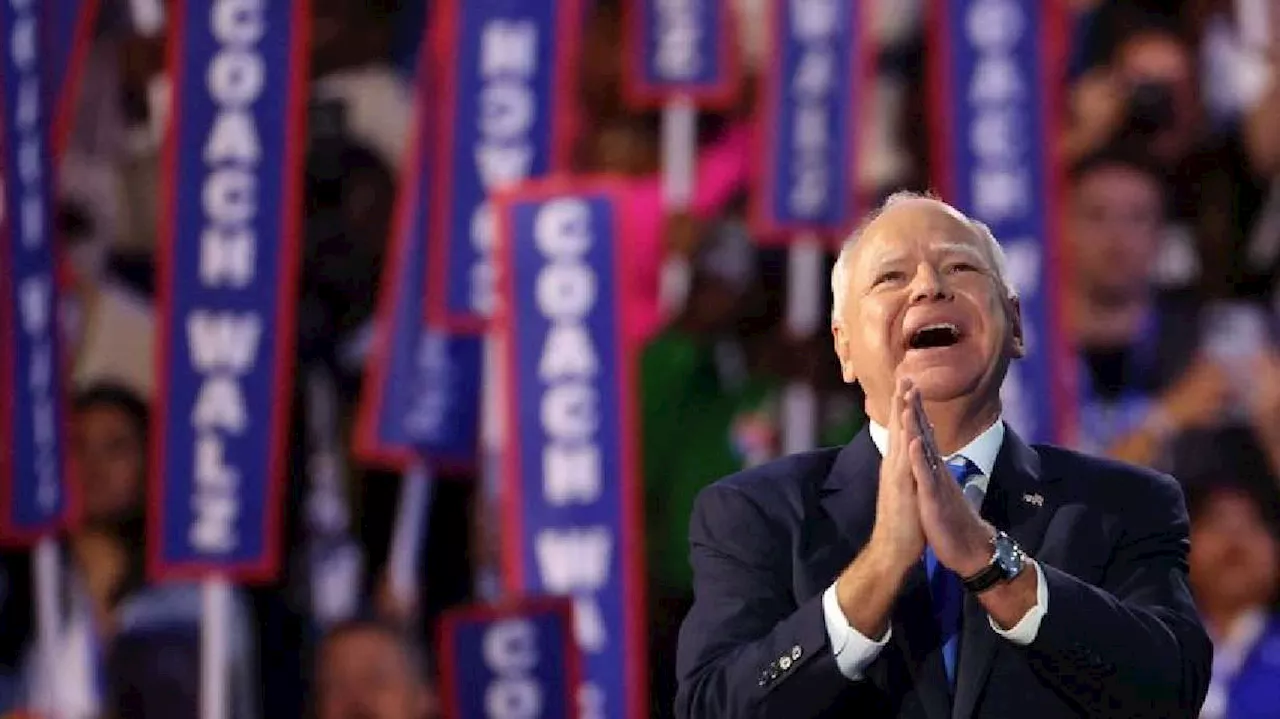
[675, 427, 1212, 718]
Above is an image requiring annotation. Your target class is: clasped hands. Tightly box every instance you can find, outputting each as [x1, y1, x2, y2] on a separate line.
[869, 377, 996, 580]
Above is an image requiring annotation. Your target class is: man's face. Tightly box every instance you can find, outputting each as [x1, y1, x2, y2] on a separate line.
[832, 200, 1023, 421]
[317, 630, 433, 719]
[1190, 490, 1280, 615]
[73, 405, 145, 528]
[1070, 165, 1163, 300]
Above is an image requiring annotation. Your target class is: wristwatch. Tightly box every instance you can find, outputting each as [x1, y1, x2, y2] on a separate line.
[961, 531, 1026, 593]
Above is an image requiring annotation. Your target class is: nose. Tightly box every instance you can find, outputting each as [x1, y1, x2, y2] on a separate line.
[909, 264, 952, 304]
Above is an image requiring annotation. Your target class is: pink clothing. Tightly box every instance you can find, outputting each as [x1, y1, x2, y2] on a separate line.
[621, 124, 752, 344]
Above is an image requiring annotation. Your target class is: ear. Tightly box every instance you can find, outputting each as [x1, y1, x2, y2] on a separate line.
[1006, 296, 1026, 359]
[832, 323, 858, 383]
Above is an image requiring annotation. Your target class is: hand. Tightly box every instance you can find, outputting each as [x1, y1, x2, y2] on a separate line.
[1157, 356, 1234, 430]
[1066, 68, 1127, 156]
[664, 211, 704, 257]
[865, 378, 927, 573]
[374, 572, 418, 626]
[1246, 352, 1280, 439]
[906, 390, 996, 578]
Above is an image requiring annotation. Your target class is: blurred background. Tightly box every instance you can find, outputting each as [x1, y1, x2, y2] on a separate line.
[5, 0, 1280, 717]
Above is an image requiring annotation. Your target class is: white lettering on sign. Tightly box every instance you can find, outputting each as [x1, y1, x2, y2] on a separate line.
[185, 0, 268, 554]
[7, 0, 59, 513]
[964, 0, 1044, 439]
[403, 332, 452, 439]
[785, 0, 841, 219]
[654, 0, 702, 80]
[470, 20, 539, 317]
[529, 197, 614, 708]
[483, 619, 543, 718]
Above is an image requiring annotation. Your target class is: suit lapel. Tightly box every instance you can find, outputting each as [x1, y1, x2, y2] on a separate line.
[818, 430, 952, 719]
[952, 429, 1060, 719]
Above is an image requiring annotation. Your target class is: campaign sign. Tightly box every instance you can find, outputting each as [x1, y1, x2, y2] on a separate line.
[622, 0, 739, 108]
[354, 76, 482, 472]
[438, 598, 582, 719]
[427, 0, 583, 334]
[45, 0, 99, 154]
[929, 0, 1073, 444]
[752, 0, 869, 243]
[496, 179, 647, 719]
[0, 0, 74, 543]
[149, 0, 309, 581]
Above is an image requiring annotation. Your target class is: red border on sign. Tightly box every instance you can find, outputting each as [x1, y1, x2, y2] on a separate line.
[426, 0, 585, 335]
[749, 0, 876, 246]
[0, 6, 80, 546]
[621, 0, 741, 110]
[1041, 0, 1076, 446]
[925, 0, 1075, 445]
[437, 596, 583, 719]
[48, 0, 102, 159]
[493, 175, 650, 719]
[148, 0, 310, 583]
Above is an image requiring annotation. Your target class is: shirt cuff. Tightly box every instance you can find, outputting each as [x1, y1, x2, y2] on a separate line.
[987, 560, 1048, 645]
[822, 582, 891, 680]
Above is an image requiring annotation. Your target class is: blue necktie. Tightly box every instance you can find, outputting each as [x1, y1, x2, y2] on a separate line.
[925, 457, 981, 688]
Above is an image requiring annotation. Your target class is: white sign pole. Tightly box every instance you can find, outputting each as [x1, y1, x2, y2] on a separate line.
[387, 463, 434, 610]
[660, 95, 698, 314]
[200, 577, 230, 719]
[781, 235, 824, 455]
[32, 537, 61, 717]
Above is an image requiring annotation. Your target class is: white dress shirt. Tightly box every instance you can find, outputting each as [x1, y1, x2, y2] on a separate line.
[822, 419, 1050, 680]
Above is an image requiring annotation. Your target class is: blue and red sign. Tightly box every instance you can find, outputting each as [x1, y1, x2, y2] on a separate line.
[753, 0, 870, 243]
[355, 51, 481, 473]
[622, 0, 739, 108]
[427, 0, 582, 334]
[438, 598, 582, 719]
[496, 179, 647, 719]
[149, 0, 309, 581]
[929, 0, 1073, 444]
[0, 0, 74, 544]
[45, 0, 100, 154]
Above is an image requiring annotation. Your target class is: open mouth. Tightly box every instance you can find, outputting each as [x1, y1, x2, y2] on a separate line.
[907, 323, 962, 350]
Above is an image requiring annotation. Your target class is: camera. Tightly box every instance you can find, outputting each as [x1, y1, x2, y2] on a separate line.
[1124, 81, 1177, 134]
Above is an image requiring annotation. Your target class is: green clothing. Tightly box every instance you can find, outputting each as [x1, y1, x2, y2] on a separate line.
[640, 332, 867, 593]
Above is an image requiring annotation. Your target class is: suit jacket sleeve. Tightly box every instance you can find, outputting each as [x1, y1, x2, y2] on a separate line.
[1020, 470, 1212, 718]
[675, 483, 880, 718]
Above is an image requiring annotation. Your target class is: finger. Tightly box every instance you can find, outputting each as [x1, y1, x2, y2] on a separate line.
[912, 393, 944, 470]
[907, 437, 938, 495]
[889, 377, 911, 435]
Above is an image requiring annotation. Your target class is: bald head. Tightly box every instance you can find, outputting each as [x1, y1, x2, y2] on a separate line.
[830, 192, 1015, 326]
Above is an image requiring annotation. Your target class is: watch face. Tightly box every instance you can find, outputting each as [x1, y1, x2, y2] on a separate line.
[993, 535, 1023, 575]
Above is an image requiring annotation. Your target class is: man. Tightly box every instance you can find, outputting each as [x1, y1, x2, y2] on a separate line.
[675, 193, 1212, 717]
[315, 619, 436, 719]
[1065, 147, 1230, 464]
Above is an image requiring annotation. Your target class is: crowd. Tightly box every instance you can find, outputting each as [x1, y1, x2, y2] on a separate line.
[2, 0, 1280, 717]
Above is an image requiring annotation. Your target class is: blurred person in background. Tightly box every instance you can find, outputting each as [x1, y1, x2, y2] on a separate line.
[25, 385, 257, 718]
[1066, 10, 1280, 298]
[1065, 146, 1236, 464]
[1175, 427, 1280, 718]
[314, 619, 437, 719]
[59, 154, 156, 401]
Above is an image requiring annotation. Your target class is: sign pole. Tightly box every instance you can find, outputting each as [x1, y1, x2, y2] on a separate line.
[659, 95, 697, 314]
[781, 234, 824, 454]
[32, 539, 61, 716]
[387, 462, 434, 610]
[200, 577, 230, 719]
